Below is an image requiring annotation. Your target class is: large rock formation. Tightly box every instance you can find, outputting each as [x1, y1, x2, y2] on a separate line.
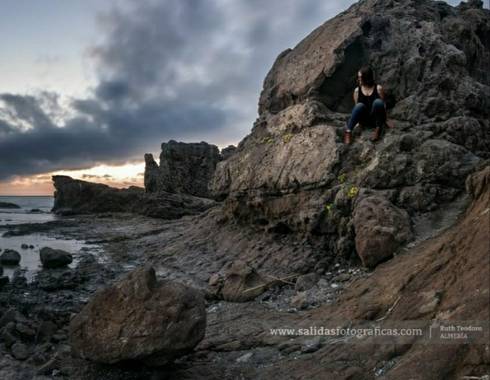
[144, 140, 227, 198]
[69, 266, 206, 366]
[210, 0, 489, 266]
[52, 175, 215, 219]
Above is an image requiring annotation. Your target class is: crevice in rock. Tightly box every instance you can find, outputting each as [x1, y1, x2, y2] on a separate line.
[315, 38, 369, 113]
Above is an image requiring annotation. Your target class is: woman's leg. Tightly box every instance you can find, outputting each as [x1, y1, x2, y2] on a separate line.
[370, 98, 387, 141]
[346, 103, 368, 132]
[371, 99, 386, 128]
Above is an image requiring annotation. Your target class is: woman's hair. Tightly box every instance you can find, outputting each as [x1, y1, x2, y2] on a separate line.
[358, 65, 375, 86]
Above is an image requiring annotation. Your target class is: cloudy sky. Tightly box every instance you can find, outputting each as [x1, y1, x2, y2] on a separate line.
[0, 0, 467, 195]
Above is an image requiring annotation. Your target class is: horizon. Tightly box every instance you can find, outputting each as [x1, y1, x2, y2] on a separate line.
[0, 0, 477, 196]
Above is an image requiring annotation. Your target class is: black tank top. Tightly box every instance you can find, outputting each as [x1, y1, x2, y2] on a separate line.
[357, 84, 379, 111]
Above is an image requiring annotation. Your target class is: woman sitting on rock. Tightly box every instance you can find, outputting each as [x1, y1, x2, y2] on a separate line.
[344, 65, 387, 144]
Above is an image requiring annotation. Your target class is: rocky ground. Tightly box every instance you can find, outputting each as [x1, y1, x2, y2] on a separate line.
[0, 165, 488, 379]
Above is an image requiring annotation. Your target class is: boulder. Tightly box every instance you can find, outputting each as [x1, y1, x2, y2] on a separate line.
[221, 260, 267, 302]
[39, 247, 73, 268]
[0, 249, 21, 265]
[352, 195, 413, 268]
[69, 266, 206, 366]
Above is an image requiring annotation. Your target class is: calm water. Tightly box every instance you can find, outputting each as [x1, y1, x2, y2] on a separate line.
[0, 195, 55, 225]
[0, 196, 102, 281]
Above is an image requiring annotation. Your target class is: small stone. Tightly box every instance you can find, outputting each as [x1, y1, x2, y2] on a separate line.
[301, 337, 322, 353]
[11, 342, 29, 360]
[21, 244, 29, 250]
[236, 352, 253, 363]
[295, 273, 318, 292]
[2, 329, 17, 348]
[291, 291, 308, 309]
[332, 273, 351, 282]
[16, 323, 36, 338]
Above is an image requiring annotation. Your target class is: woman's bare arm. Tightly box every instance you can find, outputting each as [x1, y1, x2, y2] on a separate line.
[353, 87, 359, 104]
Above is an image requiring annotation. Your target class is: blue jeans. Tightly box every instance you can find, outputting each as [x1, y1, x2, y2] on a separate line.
[346, 99, 386, 132]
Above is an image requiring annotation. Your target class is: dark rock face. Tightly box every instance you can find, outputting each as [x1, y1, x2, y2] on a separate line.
[210, 0, 490, 267]
[144, 140, 221, 198]
[0, 250, 21, 265]
[40, 247, 73, 269]
[69, 266, 206, 366]
[52, 175, 215, 219]
[0, 202, 21, 209]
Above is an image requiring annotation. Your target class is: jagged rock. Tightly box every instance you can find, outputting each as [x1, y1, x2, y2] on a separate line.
[0, 202, 20, 209]
[221, 260, 267, 302]
[353, 195, 413, 267]
[39, 248, 72, 269]
[209, 0, 489, 264]
[69, 266, 206, 366]
[0, 249, 21, 265]
[220, 145, 237, 160]
[51, 175, 215, 219]
[144, 140, 221, 198]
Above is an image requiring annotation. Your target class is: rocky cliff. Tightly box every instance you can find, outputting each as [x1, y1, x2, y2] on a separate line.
[51, 175, 215, 219]
[144, 140, 234, 198]
[210, 0, 489, 267]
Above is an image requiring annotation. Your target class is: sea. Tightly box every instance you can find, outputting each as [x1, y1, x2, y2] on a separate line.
[0, 196, 100, 280]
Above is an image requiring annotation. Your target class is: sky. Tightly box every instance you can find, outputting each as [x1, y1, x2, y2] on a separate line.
[0, 0, 477, 195]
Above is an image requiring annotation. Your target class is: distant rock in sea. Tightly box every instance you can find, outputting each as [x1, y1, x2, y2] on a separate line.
[0, 202, 21, 209]
[51, 175, 215, 218]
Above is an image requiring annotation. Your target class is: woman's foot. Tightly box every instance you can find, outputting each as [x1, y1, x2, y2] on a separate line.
[344, 130, 352, 144]
[370, 126, 382, 142]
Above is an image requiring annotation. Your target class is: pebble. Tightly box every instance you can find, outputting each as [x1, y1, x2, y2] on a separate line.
[236, 352, 253, 363]
[11, 342, 29, 360]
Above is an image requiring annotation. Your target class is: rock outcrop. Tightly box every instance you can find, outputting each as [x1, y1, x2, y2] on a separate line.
[69, 266, 206, 366]
[144, 140, 225, 198]
[210, 0, 490, 267]
[51, 175, 215, 219]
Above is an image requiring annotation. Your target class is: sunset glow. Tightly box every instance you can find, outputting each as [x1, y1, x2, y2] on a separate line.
[0, 162, 145, 196]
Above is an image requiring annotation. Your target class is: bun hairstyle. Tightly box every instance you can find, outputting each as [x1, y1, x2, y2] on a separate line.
[357, 65, 375, 86]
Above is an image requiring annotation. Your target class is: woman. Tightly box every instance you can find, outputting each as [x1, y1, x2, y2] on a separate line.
[344, 66, 387, 144]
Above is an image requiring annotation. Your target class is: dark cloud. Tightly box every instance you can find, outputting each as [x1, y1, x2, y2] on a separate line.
[0, 0, 350, 181]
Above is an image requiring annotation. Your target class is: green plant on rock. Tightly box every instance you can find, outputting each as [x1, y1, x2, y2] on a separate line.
[282, 133, 294, 144]
[261, 136, 274, 144]
[338, 173, 347, 184]
[324, 203, 334, 214]
[347, 185, 359, 198]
